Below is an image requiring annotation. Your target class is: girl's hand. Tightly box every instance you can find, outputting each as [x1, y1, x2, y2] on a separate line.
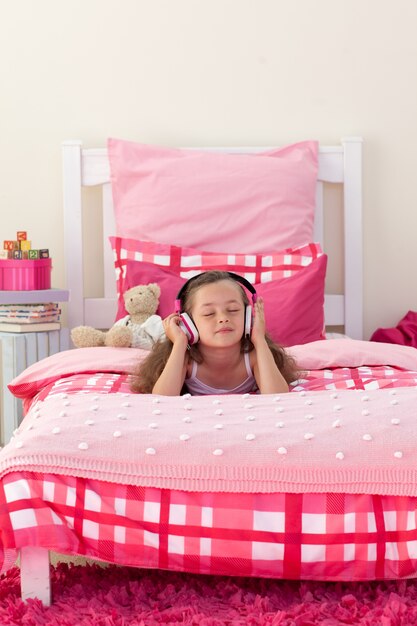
[163, 313, 189, 346]
[251, 297, 267, 346]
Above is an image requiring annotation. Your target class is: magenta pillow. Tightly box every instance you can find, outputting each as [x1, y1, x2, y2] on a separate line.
[258, 254, 327, 346]
[115, 255, 327, 347]
[108, 139, 318, 253]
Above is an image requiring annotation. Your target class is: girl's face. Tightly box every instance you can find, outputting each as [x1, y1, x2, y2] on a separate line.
[190, 280, 246, 347]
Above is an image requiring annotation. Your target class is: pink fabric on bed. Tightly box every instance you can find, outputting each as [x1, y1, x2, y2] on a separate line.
[110, 237, 323, 281]
[3, 386, 417, 495]
[257, 254, 327, 346]
[289, 338, 417, 371]
[8, 347, 148, 399]
[111, 236, 323, 319]
[108, 138, 318, 253]
[3, 470, 417, 581]
[10, 339, 417, 402]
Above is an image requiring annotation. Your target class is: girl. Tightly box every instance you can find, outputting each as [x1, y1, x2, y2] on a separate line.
[131, 270, 298, 395]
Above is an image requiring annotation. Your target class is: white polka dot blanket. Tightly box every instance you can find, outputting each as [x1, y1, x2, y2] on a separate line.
[0, 340, 417, 496]
[2, 336, 417, 497]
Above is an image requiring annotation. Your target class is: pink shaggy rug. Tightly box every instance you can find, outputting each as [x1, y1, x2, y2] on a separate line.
[1, 564, 417, 625]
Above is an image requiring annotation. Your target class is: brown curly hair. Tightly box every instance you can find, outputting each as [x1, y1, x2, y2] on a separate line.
[130, 270, 299, 394]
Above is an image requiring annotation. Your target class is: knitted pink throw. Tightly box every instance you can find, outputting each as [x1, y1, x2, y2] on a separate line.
[1, 387, 417, 495]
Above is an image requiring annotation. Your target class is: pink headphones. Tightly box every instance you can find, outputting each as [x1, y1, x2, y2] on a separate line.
[174, 272, 257, 345]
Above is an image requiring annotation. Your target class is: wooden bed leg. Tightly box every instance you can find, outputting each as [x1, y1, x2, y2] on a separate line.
[20, 547, 51, 606]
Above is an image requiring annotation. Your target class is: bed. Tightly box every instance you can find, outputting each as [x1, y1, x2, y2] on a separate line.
[3, 136, 417, 607]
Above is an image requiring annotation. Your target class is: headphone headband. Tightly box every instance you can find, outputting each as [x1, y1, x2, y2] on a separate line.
[175, 271, 257, 312]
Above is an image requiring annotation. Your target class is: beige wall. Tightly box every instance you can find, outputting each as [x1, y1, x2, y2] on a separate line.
[1, 0, 416, 340]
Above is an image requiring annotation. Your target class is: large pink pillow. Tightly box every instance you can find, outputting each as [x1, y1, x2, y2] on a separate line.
[114, 255, 327, 347]
[108, 139, 318, 253]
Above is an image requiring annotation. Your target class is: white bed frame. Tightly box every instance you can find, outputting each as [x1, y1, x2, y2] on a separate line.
[19, 137, 363, 606]
[62, 137, 363, 339]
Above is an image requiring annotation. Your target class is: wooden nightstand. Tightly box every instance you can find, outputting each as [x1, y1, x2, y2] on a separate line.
[0, 289, 70, 445]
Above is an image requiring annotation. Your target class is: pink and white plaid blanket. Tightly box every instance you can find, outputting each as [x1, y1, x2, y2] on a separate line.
[2, 469, 417, 581]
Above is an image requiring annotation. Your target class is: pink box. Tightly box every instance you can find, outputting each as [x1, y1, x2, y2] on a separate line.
[0, 259, 52, 290]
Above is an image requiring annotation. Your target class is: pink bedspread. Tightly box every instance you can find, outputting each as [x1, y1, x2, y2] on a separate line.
[2, 341, 417, 496]
[2, 339, 417, 581]
[2, 386, 417, 496]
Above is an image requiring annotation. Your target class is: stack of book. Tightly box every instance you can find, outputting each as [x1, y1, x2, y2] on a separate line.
[0, 303, 61, 333]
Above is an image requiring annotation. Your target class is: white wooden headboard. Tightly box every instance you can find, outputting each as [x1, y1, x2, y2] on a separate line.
[62, 138, 363, 339]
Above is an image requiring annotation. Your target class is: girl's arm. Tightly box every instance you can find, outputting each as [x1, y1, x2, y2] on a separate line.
[152, 314, 189, 395]
[251, 298, 289, 394]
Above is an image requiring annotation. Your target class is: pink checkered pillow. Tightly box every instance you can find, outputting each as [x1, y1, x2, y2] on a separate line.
[110, 237, 323, 320]
[110, 236, 323, 316]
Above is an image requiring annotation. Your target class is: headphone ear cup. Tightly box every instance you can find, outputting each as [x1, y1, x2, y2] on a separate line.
[244, 305, 252, 338]
[179, 313, 199, 345]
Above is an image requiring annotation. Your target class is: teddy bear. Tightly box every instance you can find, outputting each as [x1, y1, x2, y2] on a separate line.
[71, 283, 165, 350]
